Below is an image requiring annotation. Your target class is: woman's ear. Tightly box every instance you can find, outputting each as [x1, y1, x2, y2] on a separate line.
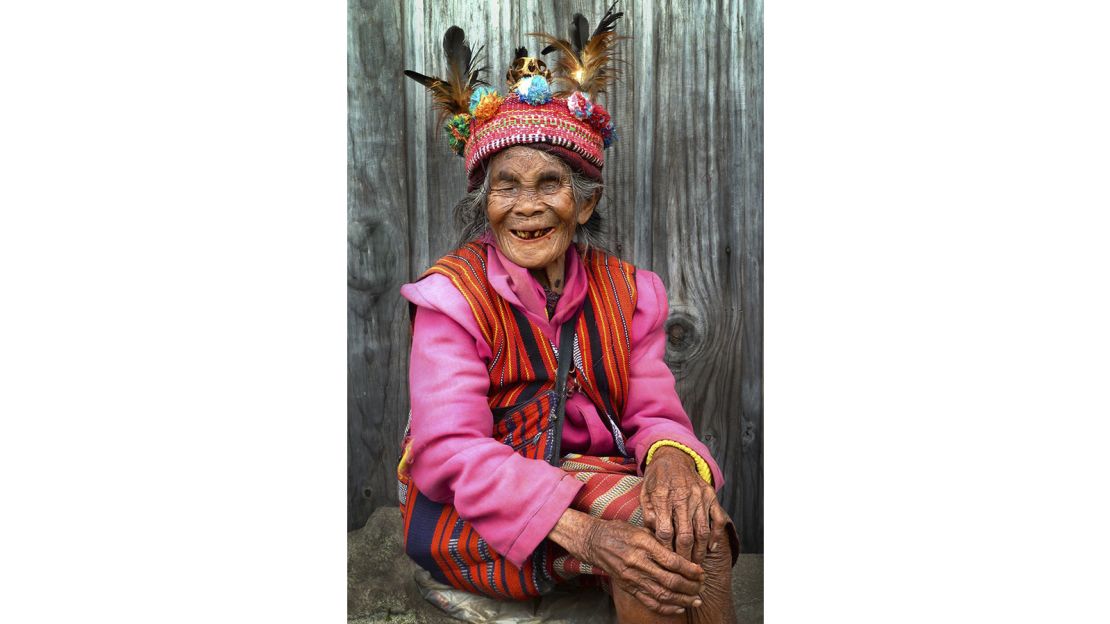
[576, 188, 600, 225]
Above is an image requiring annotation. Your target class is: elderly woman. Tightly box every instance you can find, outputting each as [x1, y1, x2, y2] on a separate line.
[398, 11, 737, 624]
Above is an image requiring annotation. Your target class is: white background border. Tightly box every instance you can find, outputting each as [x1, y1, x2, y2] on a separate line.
[2, 1, 1108, 621]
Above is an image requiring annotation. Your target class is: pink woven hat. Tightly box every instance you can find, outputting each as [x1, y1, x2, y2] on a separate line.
[404, 2, 624, 191]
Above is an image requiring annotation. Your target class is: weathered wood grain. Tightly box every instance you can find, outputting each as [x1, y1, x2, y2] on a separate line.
[348, 0, 411, 530]
[349, 0, 763, 553]
[643, 0, 763, 554]
[740, 0, 764, 554]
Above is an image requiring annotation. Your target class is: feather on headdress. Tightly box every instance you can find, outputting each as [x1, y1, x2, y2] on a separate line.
[530, 2, 626, 99]
[403, 26, 488, 124]
[399, 10, 624, 186]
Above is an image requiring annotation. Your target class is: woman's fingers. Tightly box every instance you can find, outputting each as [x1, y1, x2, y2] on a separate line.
[691, 493, 712, 565]
[649, 566, 703, 598]
[640, 493, 657, 532]
[645, 534, 706, 583]
[619, 563, 702, 610]
[672, 497, 694, 562]
[708, 497, 730, 553]
[649, 492, 675, 549]
[615, 535, 705, 612]
[633, 578, 702, 612]
[625, 586, 686, 615]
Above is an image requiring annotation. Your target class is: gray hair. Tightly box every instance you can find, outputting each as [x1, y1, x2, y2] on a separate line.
[452, 170, 610, 254]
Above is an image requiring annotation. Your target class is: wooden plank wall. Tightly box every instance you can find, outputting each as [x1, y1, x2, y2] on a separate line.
[349, 0, 763, 553]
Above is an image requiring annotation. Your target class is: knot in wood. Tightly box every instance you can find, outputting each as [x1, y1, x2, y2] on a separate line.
[663, 306, 703, 375]
[668, 321, 688, 344]
[701, 432, 719, 458]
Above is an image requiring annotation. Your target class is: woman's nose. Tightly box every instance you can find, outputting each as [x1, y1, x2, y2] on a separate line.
[511, 197, 546, 217]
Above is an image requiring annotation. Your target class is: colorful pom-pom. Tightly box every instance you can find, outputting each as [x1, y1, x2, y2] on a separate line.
[515, 75, 552, 105]
[566, 91, 594, 120]
[581, 103, 615, 148]
[471, 91, 504, 123]
[469, 86, 499, 114]
[601, 122, 616, 148]
[588, 103, 611, 130]
[444, 113, 471, 156]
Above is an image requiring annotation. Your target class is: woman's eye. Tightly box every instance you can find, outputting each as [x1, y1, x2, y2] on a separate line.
[540, 182, 560, 194]
[493, 187, 519, 196]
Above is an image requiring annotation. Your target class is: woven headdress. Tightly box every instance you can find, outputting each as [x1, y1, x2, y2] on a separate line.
[404, 2, 625, 191]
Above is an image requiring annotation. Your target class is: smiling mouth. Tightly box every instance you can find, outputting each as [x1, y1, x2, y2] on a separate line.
[510, 227, 555, 240]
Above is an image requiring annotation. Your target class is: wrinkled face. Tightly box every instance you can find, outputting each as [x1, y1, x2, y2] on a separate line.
[485, 146, 596, 271]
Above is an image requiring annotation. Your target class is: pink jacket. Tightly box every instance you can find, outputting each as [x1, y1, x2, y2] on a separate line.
[400, 241, 723, 567]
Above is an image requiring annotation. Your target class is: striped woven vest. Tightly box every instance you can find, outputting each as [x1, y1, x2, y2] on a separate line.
[423, 241, 637, 445]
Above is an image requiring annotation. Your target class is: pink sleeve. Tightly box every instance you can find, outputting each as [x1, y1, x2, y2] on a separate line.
[622, 270, 725, 490]
[401, 275, 584, 567]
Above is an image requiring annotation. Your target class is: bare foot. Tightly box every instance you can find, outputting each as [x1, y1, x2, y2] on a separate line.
[686, 534, 736, 624]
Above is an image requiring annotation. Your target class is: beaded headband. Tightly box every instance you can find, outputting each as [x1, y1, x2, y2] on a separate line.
[404, 2, 624, 191]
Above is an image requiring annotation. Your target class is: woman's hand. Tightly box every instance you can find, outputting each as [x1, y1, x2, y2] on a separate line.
[548, 509, 705, 615]
[641, 446, 729, 565]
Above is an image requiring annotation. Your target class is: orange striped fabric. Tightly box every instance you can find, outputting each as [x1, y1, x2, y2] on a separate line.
[421, 241, 637, 421]
[398, 241, 640, 599]
[399, 454, 644, 598]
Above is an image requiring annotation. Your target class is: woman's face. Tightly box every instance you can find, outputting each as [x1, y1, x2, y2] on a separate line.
[485, 146, 596, 272]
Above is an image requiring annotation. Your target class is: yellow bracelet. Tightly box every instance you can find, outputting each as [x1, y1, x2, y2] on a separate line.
[646, 440, 713, 485]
